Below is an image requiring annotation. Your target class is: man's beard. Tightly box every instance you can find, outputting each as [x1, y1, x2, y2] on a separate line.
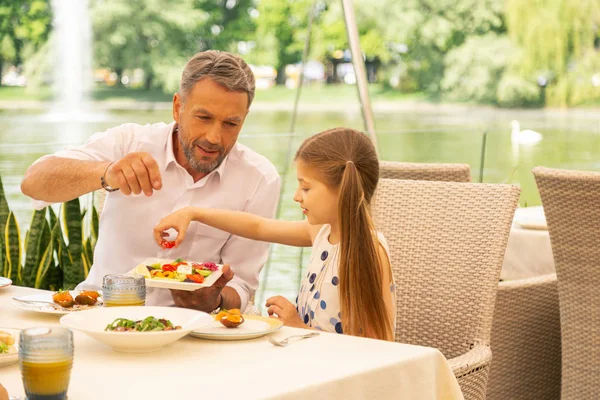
[179, 130, 226, 174]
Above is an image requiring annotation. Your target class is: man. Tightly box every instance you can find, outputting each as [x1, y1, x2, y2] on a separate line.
[21, 50, 281, 313]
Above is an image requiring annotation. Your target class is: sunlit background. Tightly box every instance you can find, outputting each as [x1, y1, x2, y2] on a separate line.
[1, 0, 599, 308]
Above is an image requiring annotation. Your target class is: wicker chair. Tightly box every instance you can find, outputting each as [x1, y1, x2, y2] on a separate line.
[533, 166, 600, 399]
[372, 179, 520, 400]
[379, 160, 471, 182]
[487, 274, 561, 400]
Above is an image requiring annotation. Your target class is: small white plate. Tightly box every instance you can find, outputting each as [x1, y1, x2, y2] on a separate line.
[0, 328, 20, 367]
[131, 258, 223, 291]
[60, 306, 212, 353]
[190, 315, 283, 341]
[0, 277, 12, 289]
[514, 206, 547, 230]
[12, 291, 104, 315]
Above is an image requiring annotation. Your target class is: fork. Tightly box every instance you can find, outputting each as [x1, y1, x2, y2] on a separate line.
[267, 332, 320, 347]
[12, 298, 71, 311]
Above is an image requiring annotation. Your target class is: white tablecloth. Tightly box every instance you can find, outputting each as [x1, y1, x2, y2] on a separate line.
[0, 286, 463, 400]
[501, 206, 555, 280]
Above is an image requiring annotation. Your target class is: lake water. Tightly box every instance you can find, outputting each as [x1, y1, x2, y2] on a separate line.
[1, 105, 599, 310]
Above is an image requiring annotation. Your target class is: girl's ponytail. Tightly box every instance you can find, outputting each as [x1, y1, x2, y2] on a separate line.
[338, 161, 392, 340]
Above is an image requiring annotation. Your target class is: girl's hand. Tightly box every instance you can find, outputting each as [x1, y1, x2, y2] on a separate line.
[266, 296, 307, 328]
[153, 207, 195, 248]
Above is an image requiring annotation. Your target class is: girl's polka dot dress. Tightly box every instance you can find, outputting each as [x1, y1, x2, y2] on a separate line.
[296, 224, 396, 336]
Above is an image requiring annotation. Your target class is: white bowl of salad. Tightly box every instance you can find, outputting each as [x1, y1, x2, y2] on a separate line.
[60, 306, 212, 353]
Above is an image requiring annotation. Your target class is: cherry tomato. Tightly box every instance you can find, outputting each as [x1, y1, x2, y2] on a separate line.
[161, 264, 177, 272]
[161, 240, 176, 249]
[186, 274, 204, 284]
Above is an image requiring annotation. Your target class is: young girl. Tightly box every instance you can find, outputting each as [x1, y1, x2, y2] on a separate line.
[154, 128, 396, 341]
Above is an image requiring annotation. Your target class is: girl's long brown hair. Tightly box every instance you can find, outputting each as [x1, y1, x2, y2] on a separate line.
[295, 128, 392, 341]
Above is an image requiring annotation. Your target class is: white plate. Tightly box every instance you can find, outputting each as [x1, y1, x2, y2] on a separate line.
[12, 291, 104, 315]
[0, 277, 12, 289]
[514, 206, 547, 230]
[514, 219, 547, 230]
[60, 306, 212, 353]
[131, 258, 223, 291]
[0, 328, 20, 367]
[190, 315, 283, 341]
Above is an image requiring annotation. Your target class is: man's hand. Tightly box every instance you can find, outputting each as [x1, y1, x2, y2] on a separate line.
[266, 296, 307, 328]
[105, 152, 162, 196]
[0, 383, 9, 400]
[170, 264, 234, 312]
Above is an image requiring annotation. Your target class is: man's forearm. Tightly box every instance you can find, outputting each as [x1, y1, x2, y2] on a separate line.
[220, 286, 242, 310]
[21, 157, 110, 202]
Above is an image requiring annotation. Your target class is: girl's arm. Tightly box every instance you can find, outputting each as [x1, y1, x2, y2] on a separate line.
[154, 206, 318, 248]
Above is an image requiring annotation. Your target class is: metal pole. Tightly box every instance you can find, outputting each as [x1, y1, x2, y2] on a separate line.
[256, 1, 318, 308]
[341, 0, 378, 153]
[478, 131, 487, 183]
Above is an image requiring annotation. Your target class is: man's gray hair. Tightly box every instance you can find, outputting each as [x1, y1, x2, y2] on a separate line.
[179, 50, 256, 108]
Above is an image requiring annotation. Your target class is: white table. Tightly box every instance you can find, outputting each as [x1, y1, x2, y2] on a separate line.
[501, 206, 555, 280]
[0, 286, 463, 400]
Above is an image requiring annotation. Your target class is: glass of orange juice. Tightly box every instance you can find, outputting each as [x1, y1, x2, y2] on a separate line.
[102, 273, 146, 307]
[19, 327, 73, 400]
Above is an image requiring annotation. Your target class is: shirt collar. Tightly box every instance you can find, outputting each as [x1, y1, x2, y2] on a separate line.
[165, 122, 232, 182]
[164, 121, 177, 171]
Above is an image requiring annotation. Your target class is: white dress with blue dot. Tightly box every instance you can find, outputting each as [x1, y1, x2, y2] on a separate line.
[295, 224, 396, 336]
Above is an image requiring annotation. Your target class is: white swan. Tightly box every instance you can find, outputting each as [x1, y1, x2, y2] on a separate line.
[510, 120, 542, 168]
[511, 120, 542, 145]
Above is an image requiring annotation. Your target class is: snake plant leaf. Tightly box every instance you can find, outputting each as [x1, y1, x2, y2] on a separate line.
[62, 198, 84, 289]
[33, 220, 53, 288]
[23, 208, 48, 287]
[91, 206, 99, 246]
[83, 237, 93, 276]
[4, 212, 22, 284]
[0, 176, 10, 278]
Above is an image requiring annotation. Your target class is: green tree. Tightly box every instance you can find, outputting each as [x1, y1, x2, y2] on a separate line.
[193, 0, 256, 52]
[441, 33, 521, 104]
[91, 0, 206, 90]
[311, 0, 389, 81]
[506, 0, 600, 107]
[366, 0, 506, 94]
[254, 0, 313, 84]
[252, 0, 387, 84]
[0, 0, 51, 85]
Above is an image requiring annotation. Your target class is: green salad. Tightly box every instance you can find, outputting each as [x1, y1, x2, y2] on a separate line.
[105, 316, 182, 332]
[0, 342, 9, 354]
[0, 330, 15, 354]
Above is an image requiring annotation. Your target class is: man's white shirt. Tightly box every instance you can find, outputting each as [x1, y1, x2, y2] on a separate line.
[32, 122, 281, 311]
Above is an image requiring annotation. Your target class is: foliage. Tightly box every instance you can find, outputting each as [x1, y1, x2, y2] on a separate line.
[253, 0, 313, 83]
[0, 0, 52, 84]
[0, 175, 98, 290]
[367, 0, 506, 94]
[310, 0, 389, 62]
[91, 0, 206, 90]
[3, 0, 600, 108]
[193, 0, 256, 52]
[441, 33, 519, 104]
[496, 75, 542, 108]
[505, 0, 600, 107]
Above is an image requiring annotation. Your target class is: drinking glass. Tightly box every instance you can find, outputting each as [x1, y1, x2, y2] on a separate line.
[19, 327, 74, 400]
[102, 273, 146, 307]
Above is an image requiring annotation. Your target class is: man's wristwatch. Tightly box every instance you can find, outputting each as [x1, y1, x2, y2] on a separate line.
[101, 162, 119, 192]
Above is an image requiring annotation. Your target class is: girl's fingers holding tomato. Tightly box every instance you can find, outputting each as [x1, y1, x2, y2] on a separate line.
[174, 230, 186, 247]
